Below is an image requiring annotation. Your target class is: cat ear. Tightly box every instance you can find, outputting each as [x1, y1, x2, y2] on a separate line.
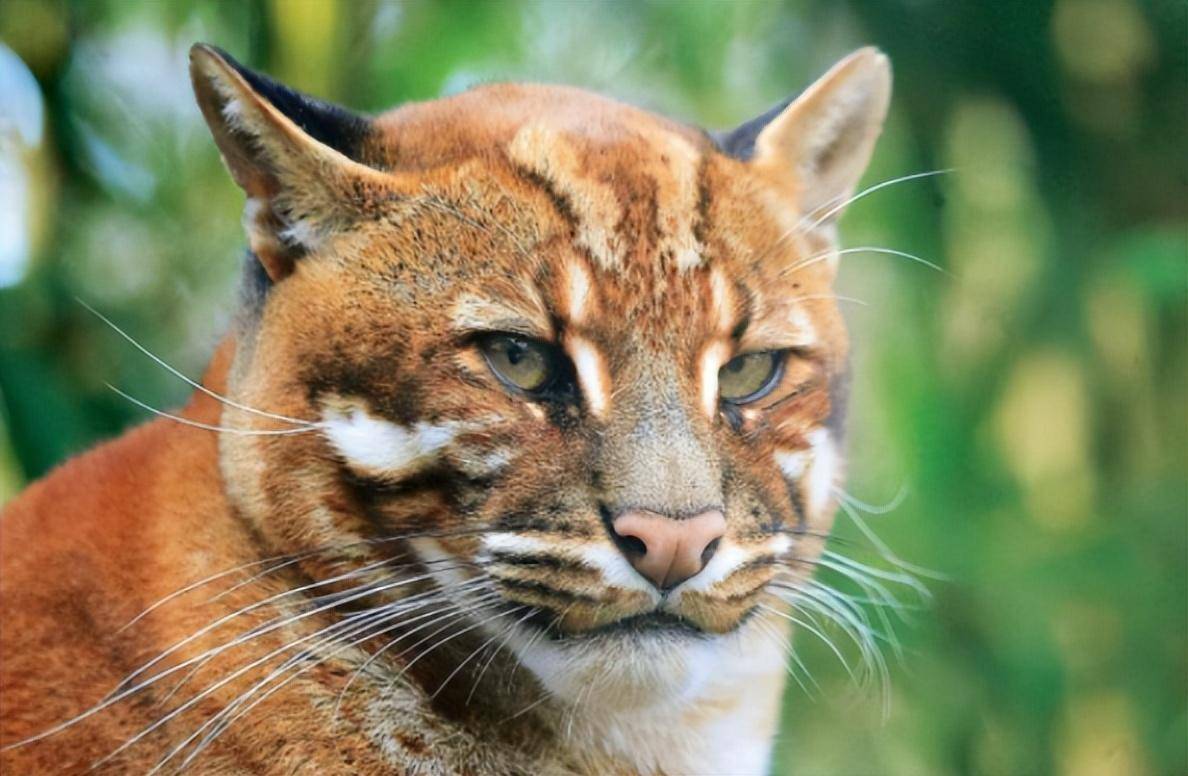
[717, 48, 891, 227]
[189, 43, 383, 280]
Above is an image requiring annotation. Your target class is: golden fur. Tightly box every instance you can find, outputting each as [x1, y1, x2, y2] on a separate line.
[1, 44, 891, 774]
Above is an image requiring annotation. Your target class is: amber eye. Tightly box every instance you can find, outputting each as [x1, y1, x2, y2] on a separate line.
[479, 334, 559, 395]
[718, 351, 783, 404]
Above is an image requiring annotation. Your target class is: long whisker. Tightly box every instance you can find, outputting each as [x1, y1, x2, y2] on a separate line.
[780, 245, 947, 280]
[146, 603, 427, 773]
[759, 601, 856, 683]
[328, 589, 504, 725]
[101, 580, 489, 770]
[790, 293, 870, 306]
[751, 169, 952, 269]
[465, 606, 538, 706]
[9, 569, 475, 750]
[170, 594, 500, 772]
[116, 522, 523, 637]
[80, 299, 317, 428]
[432, 605, 535, 701]
[151, 557, 466, 707]
[796, 169, 953, 234]
[753, 615, 818, 697]
[106, 383, 319, 436]
[833, 484, 909, 515]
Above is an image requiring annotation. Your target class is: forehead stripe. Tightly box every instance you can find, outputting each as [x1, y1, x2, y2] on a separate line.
[507, 124, 623, 270]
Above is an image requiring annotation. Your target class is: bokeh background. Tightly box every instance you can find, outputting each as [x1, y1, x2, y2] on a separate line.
[1, 1, 1184, 773]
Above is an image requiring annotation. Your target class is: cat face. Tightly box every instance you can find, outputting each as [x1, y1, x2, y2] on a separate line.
[192, 45, 889, 705]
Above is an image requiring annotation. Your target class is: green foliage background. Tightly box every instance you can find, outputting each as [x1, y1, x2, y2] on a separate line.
[0, 1, 1184, 773]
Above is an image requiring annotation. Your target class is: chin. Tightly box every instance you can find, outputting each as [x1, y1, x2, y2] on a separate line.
[503, 616, 733, 711]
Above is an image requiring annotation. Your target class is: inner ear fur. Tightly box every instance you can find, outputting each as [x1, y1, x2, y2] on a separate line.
[720, 47, 891, 227]
[189, 43, 385, 281]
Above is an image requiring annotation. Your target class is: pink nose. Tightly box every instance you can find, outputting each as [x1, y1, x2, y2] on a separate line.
[610, 509, 727, 590]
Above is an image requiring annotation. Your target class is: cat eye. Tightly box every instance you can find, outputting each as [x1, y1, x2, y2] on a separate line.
[479, 334, 565, 396]
[718, 351, 783, 404]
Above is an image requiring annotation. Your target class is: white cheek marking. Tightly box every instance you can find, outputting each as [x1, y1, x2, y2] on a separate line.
[569, 336, 610, 419]
[484, 534, 656, 597]
[574, 543, 660, 597]
[676, 534, 791, 596]
[278, 218, 322, 249]
[566, 260, 593, 324]
[678, 543, 748, 595]
[698, 341, 730, 419]
[322, 406, 456, 478]
[805, 428, 839, 515]
[453, 446, 515, 478]
[321, 401, 504, 480]
[482, 533, 552, 557]
[485, 535, 656, 598]
[774, 449, 808, 480]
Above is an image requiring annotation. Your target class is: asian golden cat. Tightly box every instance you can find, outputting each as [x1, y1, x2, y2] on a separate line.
[0, 45, 894, 774]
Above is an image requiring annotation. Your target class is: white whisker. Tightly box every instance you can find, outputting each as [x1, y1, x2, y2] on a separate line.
[80, 299, 317, 427]
[106, 383, 319, 436]
[797, 169, 953, 234]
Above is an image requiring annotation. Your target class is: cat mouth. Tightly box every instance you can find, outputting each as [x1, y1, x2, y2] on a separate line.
[514, 604, 754, 641]
[523, 608, 703, 640]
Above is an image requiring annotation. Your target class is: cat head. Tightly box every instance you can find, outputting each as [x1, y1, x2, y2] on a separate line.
[190, 44, 889, 707]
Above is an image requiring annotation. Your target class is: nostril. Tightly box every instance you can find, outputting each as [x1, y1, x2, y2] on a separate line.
[700, 537, 721, 567]
[619, 533, 647, 557]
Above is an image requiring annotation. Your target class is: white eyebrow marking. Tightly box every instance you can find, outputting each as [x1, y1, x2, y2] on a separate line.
[709, 268, 733, 335]
[568, 335, 610, 419]
[565, 260, 593, 324]
[698, 341, 730, 418]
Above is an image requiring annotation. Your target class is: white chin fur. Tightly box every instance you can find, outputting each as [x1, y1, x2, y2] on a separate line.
[503, 625, 722, 711]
